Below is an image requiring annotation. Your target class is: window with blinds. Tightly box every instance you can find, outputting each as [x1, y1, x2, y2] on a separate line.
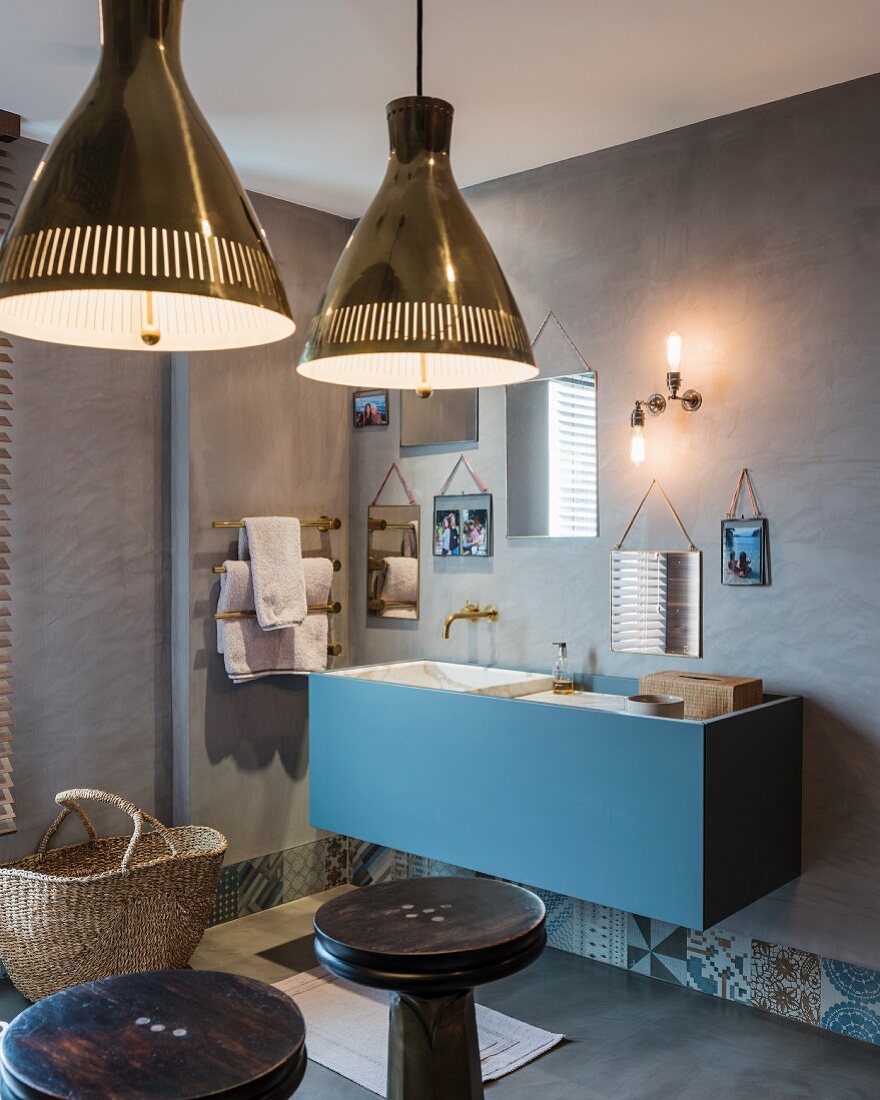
[547, 373, 598, 537]
[610, 549, 702, 658]
[0, 134, 15, 833]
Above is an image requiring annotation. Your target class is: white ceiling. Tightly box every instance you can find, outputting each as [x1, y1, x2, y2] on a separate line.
[1, 1, 878, 218]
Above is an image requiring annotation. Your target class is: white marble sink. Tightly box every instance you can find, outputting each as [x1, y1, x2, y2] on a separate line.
[517, 690, 626, 711]
[329, 660, 553, 698]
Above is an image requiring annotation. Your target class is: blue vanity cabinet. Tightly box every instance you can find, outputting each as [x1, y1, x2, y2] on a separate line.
[308, 674, 802, 930]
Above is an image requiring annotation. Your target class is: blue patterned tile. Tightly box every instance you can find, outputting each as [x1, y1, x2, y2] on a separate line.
[209, 863, 241, 926]
[627, 914, 687, 984]
[282, 839, 327, 902]
[238, 852, 283, 915]
[821, 959, 880, 1045]
[350, 840, 402, 886]
[687, 929, 750, 1003]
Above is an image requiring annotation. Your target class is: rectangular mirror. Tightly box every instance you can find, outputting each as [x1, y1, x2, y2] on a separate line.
[506, 371, 598, 538]
[401, 389, 478, 447]
[610, 550, 702, 657]
[367, 505, 420, 620]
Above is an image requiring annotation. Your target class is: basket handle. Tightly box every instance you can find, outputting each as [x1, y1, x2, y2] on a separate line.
[37, 789, 178, 874]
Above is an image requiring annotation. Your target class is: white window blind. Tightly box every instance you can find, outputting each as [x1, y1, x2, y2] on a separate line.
[610, 550, 701, 658]
[0, 136, 15, 833]
[547, 373, 597, 537]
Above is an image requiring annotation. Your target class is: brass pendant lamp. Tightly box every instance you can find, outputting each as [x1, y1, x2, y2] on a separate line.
[298, 0, 537, 395]
[0, 0, 294, 351]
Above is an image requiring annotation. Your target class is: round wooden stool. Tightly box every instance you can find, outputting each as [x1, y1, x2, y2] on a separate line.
[313, 876, 546, 1100]
[0, 970, 307, 1100]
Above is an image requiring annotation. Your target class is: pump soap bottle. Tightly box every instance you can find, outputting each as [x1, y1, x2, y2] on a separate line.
[552, 642, 574, 695]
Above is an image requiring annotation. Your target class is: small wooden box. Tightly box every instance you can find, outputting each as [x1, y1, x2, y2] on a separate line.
[639, 671, 763, 719]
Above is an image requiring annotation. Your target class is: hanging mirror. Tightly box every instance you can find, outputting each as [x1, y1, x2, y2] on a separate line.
[506, 312, 598, 538]
[610, 481, 702, 657]
[367, 464, 420, 620]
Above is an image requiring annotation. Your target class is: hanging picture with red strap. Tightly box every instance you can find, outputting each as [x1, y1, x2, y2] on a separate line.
[721, 469, 770, 586]
[433, 454, 493, 558]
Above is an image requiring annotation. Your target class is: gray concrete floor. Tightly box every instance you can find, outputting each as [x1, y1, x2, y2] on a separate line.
[2, 888, 879, 1098]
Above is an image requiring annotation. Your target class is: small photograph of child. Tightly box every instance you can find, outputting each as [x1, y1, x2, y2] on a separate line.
[353, 390, 389, 428]
[460, 508, 489, 556]
[434, 510, 461, 556]
[722, 519, 766, 585]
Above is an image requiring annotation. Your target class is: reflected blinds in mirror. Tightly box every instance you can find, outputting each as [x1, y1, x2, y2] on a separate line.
[548, 373, 597, 537]
[611, 550, 702, 658]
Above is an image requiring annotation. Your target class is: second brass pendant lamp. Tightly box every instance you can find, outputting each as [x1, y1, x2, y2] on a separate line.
[298, 0, 537, 395]
[0, 0, 294, 352]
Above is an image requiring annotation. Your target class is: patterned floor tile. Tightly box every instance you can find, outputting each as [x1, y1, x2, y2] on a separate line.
[237, 852, 284, 915]
[687, 929, 751, 1003]
[627, 914, 687, 984]
[324, 835, 350, 888]
[526, 888, 627, 966]
[282, 839, 327, 902]
[406, 853, 478, 879]
[820, 958, 880, 1045]
[350, 841, 401, 886]
[208, 863, 241, 926]
[750, 940, 821, 1025]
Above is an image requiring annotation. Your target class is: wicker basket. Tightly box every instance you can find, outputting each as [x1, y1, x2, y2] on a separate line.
[639, 671, 763, 719]
[0, 789, 227, 1001]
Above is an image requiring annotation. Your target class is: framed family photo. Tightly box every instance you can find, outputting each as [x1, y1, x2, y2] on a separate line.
[721, 517, 769, 585]
[352, 389, 389, 429]
[433, 493, 493, 558]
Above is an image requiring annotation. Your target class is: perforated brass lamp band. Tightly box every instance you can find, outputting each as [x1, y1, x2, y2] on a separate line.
[298, 96, 537, 392]
[0, 0, 294, 351]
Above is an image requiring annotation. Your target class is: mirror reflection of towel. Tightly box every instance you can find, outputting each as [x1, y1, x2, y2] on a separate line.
[401, 520, 418, 558]
[380, 557, 418, 619]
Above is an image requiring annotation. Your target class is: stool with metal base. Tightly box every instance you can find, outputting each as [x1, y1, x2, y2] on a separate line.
[0, 970, 307, 1099]
[314, 876, 546, 1100]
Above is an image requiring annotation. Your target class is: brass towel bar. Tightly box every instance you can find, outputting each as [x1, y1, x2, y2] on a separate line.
[212, 560, 341, 574]
[214, 601, 342, 621]
[368, 598, 418, 612]
[212, 515, 342, 531]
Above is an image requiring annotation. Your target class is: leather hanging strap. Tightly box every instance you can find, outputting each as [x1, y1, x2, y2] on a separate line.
[370, 462, 417, 506]
[725, 468, 762, 519]
[614, 479, 697, 551]
[438, 453, 490, 495]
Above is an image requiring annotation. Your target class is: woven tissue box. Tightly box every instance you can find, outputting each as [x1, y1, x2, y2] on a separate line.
[638, 671, 763, 719]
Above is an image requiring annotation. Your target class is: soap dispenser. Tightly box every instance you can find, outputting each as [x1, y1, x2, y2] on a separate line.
[552, 642, 574, 695]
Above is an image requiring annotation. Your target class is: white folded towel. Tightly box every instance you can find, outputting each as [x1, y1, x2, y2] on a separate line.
[379, 556, 418, 619]
[238, 517, 307, 630]
[217, 558, 334, 682]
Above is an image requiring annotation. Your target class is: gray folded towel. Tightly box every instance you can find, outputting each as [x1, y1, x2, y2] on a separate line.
[238, 516, 307, 630]
[379, 556, 418, 619]
[217, 558, 334, 682]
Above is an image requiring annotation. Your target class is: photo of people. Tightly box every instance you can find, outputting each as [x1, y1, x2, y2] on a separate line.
[353, 390, 389, 428]
[722, 518, 767, 585]
[433, 494, 493, 557]
[434, 509, 461, 556]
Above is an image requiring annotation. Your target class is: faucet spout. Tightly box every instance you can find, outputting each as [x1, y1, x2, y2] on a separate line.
[442, 602, 499, 639]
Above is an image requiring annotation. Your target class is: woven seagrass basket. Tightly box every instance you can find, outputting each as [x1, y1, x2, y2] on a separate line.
[0, 789, 227, 1001]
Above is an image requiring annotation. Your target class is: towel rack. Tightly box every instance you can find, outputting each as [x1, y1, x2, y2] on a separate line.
[212, 515, 342, 531]
[213, 560, 341, 574]
[368, 599, 417, 612]
[368, 518, 416, 532]
[214, 601, 342, 621]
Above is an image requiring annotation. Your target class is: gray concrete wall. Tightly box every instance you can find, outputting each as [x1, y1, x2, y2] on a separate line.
[3, 138, 173, 857]
[174, 193, 352, 865]
[348, 74, 880, 969]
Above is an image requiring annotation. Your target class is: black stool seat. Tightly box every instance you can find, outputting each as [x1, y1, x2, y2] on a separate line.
[0, 970, 307, 1100]
[314, 877, 546, 1100]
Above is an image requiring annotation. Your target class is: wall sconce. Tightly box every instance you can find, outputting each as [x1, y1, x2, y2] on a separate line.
[629, 332, 703, 465]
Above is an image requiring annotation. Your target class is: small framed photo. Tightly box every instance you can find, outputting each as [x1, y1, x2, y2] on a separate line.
[722, 518, 769, 585]
[353, 389, 389, 429]
[433, 493, 493, 557]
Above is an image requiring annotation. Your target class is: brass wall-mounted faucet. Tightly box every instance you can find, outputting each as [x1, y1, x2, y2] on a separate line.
[442, 601, 499, 639]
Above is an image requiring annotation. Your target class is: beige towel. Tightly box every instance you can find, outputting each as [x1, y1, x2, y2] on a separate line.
[379, 556, 418, 619]
[217, 558, 334, 682]
[238, 517, 307, 630]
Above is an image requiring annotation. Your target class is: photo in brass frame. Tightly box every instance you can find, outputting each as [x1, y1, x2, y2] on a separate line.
[367, 504, 420, 619]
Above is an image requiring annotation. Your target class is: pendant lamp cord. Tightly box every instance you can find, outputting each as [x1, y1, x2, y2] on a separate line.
[416, 0, 424, 95]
